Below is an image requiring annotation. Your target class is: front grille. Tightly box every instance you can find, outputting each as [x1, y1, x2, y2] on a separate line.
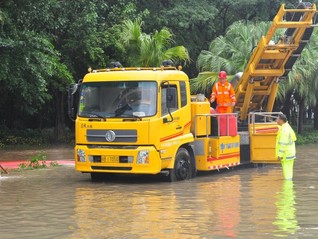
[86, 129, 137, 143]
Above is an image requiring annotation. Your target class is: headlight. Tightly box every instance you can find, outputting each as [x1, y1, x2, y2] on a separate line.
[137, 150, 149, 164]
[77, 149, 86, 162]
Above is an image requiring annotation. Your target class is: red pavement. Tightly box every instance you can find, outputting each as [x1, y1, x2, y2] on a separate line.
[0, 160, 74, 173]
[0, 160, 74, 169]
[0, 147, 74, 172]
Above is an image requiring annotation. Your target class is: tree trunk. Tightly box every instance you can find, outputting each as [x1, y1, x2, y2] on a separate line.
[314, 104, 318, 129]
[281, 91, 293, 119]
[307, 108, 312, 122]
[297, 99, 305, 134]
[54, 91, 66, 141]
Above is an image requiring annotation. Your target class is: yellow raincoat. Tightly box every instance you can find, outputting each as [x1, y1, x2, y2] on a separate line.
[276, 121, 297, 179]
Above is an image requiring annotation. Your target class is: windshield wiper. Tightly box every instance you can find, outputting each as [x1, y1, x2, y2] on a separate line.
[121, 114, 142, 121]
[88, 113, 106, 121]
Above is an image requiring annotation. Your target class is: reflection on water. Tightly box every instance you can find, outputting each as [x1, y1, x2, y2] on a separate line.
[0, 144, 318, 238]
[71, 175, 242, 239]
[273, 180, 298, 236]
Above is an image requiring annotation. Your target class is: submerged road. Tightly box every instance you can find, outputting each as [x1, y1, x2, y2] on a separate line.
[0, 144, 318, 238]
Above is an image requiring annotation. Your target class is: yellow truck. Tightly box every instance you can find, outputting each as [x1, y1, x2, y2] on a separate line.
[68, 3, 316, 181]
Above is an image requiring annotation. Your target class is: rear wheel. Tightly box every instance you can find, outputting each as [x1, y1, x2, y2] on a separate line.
[169, 148, 193, 182]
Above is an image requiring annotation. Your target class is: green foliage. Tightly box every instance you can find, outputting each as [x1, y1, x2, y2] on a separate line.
[0, 4, 73, 130]
[0, 0, 317, 136]
[0, 0, 142, 132]
[50, 161, 59, 167]
[278, 29, 318, 106]
[275, 29, 318, 134]
[137, 0, 295, 77]
[18, 151, 60, 170]
[0, 31, 60, 114]
[119, 19, 189, 67]
[0, 127, 74, 148]
[209, 0, 289, 29]
[296, 129, 318, 145]
[197, 21, 273, 73]
[19, 151, 47, 170]
[137, 0, 219, 76]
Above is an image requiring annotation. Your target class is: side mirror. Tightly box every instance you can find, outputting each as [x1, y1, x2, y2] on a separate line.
[67, 83, 80, 121]
[166, 88, 177, 109]
[71, 83, 79, 95]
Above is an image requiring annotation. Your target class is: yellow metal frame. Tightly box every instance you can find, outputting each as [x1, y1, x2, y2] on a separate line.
[191, 111, 240, 171]
[249, 112, 280, 163]
[195, 135, 240, 171]
[190, 99, 211, 137]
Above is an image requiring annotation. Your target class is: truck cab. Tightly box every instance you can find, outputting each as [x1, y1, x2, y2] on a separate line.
[68, 66, 196, 181]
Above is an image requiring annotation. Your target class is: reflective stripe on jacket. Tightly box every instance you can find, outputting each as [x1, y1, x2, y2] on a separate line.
[210, 82, 236, 104]
[276, 122, 297, 160]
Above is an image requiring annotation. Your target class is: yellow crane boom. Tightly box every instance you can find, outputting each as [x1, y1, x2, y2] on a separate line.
[234, 3, 317, 121]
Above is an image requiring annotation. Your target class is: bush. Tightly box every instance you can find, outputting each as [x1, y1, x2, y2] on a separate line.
[0, 127, 74, 149]
[296, 128, 318, 145]
[18, 151, 59, 170]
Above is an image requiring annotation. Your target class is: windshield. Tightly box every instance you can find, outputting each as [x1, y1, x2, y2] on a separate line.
[78, 81, 157, 118]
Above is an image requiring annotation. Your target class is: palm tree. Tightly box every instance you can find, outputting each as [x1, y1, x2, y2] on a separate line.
[119, 19, 189, 67]
[191, 21, 274, 94]
[278, 29, 318, 133]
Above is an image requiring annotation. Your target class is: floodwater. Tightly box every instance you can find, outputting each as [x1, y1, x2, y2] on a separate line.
[0, 145, 318, 239]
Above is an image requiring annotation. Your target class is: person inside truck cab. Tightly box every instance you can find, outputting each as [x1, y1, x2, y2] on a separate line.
[210, 71, 236, 113]
[117, 87, 156, 116]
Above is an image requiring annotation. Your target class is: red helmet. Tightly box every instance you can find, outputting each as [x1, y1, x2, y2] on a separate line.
[218, 71, 227, 79]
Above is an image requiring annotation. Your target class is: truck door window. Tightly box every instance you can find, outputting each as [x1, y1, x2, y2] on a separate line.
[180, 81, 187, 107]
[161, 85, 178, 116]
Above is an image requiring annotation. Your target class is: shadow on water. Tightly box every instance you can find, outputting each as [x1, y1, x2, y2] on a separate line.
[85, 163, 261, 185]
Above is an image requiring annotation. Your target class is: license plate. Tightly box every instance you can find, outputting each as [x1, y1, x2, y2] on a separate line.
[101, 156, 119, 163]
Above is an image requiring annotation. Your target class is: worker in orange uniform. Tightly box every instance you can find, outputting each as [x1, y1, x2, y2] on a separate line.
[210, 71, 236, 113]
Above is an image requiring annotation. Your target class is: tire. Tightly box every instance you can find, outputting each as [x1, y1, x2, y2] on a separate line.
[169, 148, 193, 182]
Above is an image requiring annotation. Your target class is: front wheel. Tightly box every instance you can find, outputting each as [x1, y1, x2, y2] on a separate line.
[169, 148, 194, 182]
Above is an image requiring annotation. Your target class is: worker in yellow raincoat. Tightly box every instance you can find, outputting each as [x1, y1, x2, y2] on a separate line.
[276, 113, 297, 180]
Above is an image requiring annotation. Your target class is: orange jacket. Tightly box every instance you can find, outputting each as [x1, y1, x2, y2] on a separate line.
[210, 82, 236, 106]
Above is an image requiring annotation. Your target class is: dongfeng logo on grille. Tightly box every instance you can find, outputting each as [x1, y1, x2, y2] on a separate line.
[105, 130, 116, 142]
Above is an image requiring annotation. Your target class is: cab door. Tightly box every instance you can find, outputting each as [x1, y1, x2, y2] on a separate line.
[158, 83, 183, 160]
